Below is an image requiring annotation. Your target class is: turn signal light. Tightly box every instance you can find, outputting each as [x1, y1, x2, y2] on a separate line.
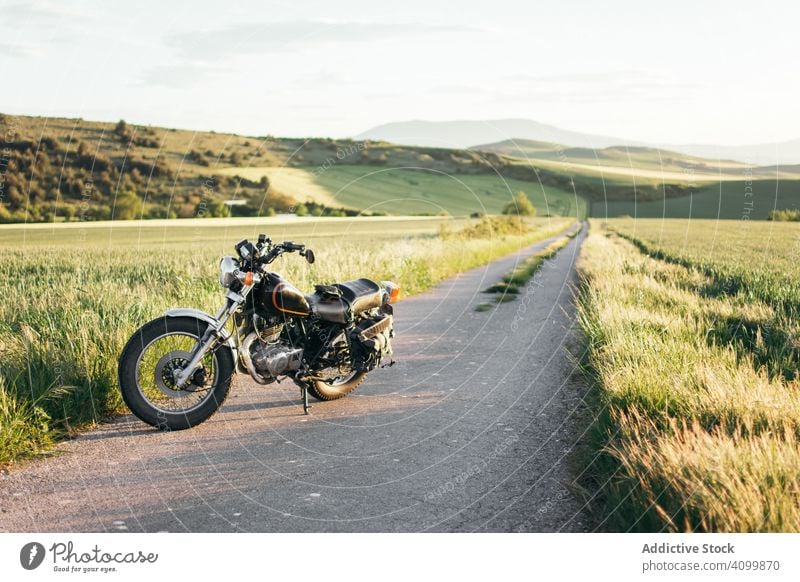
[389, 284, 400, 303]
[243, 271, 254, 286]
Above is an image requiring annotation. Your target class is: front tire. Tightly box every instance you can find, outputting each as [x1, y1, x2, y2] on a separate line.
[118, 316, 234, 430]
[308, 371, 367, 401]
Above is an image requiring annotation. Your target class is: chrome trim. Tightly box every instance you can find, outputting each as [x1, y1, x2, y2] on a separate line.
[219, 256, 239, 288]
[240, 331, 272, 385]
[162, 308, 239, 386]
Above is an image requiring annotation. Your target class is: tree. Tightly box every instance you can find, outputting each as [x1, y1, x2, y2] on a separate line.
[502, 191, 536, 217]
[113, 190, 143, 220]
[114, 119, 128, 136]
[62, 205, 77, 221]
[206, 198, 227, 218]
[295, 203, 308, 217]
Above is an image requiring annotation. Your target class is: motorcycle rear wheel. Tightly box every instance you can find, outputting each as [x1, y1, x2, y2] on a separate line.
[118, 316, 234, 430]
[308, 370, 367, 401]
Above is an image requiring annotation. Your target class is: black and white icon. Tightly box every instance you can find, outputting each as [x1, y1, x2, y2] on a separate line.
[20, 542, 46, 570]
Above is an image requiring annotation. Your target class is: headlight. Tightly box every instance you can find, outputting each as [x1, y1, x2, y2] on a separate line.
[219, 256, 239, 288]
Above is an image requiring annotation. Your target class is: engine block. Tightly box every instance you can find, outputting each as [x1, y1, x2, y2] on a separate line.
[251, 343, 303, 378]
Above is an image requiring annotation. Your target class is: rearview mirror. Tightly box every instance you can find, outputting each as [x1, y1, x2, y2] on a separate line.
[305, 249, 315, 264]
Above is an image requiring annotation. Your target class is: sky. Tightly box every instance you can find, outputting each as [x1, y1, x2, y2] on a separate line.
[1, 0, 798, 145]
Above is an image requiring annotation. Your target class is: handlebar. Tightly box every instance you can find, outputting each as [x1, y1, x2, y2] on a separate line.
[281, 241, 305, 252]
[234, 237, 307, 265]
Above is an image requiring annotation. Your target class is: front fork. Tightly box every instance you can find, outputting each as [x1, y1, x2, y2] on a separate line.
[174, 290, 245, 388]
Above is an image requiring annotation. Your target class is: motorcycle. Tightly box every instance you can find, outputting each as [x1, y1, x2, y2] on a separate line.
[118, 235, 398, 430]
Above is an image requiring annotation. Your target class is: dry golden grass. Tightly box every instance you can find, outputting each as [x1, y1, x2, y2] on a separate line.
[216, 166, 341, 207]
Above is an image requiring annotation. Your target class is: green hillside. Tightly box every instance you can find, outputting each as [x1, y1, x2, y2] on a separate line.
[220, 165, 585, 217]
[0, 114, 582, 222]
[592, 179, 800, 219]
[476, 138, 800, 182]
[3, 113, 797, 223]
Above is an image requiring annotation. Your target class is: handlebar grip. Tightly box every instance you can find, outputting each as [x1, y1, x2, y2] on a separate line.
[283, 241, 305, 251]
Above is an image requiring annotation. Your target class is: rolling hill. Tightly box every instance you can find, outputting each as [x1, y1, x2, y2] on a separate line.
[359, 119, 800, 166]
[3, 112, 799, 223]
[218, 165, 586, 217]
[0, 113, 583, 222]
[593, 179, 800, 220]
[474, 139, 800, 184]
[357, 119, 639, 150]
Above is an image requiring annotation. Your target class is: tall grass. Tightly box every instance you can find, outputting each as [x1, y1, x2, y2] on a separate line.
[0, 216, 573, 465]
[576, 225, 800, 531]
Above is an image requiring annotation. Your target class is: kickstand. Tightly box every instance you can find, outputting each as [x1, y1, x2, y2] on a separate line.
[301, 385, 311, 415]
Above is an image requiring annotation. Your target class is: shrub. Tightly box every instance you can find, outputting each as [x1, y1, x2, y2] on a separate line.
[768, 209, 800, 221]
[502, 191, 536, 217]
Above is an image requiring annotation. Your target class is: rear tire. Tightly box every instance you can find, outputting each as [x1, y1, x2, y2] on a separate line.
[308, 371, 367, 401]
[118, 316, 234, 430]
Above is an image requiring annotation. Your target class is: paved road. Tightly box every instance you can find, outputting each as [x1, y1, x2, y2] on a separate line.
[0, 224, 594, 532]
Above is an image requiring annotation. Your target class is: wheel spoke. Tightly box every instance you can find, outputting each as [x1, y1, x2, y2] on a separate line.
[135, 332, 219, 414]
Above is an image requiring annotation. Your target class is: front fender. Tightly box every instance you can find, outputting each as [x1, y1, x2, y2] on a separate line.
[162, 308, 238, 355]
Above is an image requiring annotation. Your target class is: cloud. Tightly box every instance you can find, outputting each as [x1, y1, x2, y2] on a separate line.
[0, 41, 39, 58]
[136, 19, 475, 88]
[507, 71, 699, 92]
[487, 70, 700, 104]
[164, 20, 476, 62]
[137, 63, 225, 89]
[2, 1, 82, 23]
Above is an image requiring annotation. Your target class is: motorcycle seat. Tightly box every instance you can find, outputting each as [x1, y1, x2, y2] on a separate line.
[308, 278, 382, 323]
[307, 293, 348, 324]
[334, 278, 383, 314]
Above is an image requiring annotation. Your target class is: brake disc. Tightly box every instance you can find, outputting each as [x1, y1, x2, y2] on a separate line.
[153, 350, 206, 398]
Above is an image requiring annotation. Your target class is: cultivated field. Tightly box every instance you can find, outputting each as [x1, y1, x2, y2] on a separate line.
[577, 218, 800, 531]
[0, 215, 573, 465]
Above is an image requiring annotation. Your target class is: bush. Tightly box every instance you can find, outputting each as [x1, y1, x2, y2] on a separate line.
[768, 209, 800, 221]
[502, 191, 536, 217]
[114, 119, 128, 136]
[452, 215, 528, 240]
[113, 190, 143, 220]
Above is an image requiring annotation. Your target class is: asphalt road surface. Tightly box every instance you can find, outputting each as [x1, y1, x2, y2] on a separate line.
[0, 223, 595, 532]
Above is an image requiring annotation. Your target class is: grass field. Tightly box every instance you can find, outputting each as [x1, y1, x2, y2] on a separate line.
[593, 180, 800, 219]
[577, 218, 800, 531]
[0, 215, 573, 465]
[219, 165, 587, 218]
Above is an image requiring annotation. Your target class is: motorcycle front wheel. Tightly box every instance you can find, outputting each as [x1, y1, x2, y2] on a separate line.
[118, 316, 234, 430]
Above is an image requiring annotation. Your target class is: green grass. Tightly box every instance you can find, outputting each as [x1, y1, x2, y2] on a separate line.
[577, 219, 800, 532]
[483, 224, 581, 301]
[228, 165, 587, 218]
[606, 218, 800, 318]
[0, 215, 573, 465]
[592, 179, 800, 219]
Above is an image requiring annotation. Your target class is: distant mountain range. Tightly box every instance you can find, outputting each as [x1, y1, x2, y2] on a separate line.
[357, 119, 800, 166]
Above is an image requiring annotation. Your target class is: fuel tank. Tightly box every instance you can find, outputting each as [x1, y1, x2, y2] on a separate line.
[256, 272, 311, 317]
